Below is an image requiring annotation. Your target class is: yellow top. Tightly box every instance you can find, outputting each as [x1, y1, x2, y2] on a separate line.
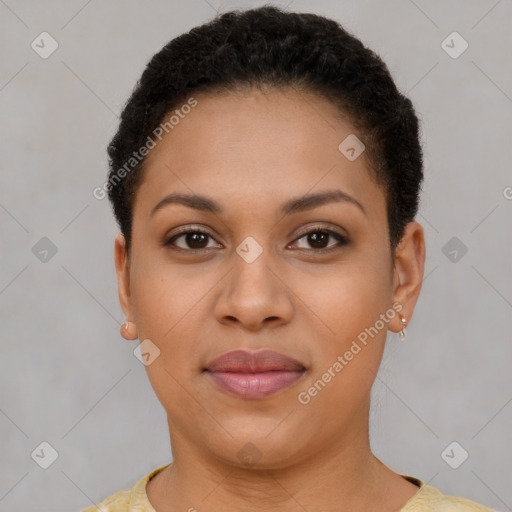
[82, 465, 496, 512]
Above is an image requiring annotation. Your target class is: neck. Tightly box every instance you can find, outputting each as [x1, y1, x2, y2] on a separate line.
[146, 405, 411, 512]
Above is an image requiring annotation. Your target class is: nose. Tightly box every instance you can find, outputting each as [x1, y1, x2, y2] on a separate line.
[214, 246, 294, 332]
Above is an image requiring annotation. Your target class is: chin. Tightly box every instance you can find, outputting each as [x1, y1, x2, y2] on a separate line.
[199, 420, 311, 470]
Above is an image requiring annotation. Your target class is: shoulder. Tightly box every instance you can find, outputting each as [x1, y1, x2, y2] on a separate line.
[81, 488, 131, 512]
[79, 465, 169, 512]
[401, 477, 497, 512]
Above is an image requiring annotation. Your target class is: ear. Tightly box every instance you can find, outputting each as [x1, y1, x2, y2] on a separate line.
[114, 233, 135, 324]
[389, 221, 426, 333]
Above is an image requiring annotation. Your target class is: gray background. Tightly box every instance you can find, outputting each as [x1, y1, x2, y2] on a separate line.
[1, 0, 511, 511]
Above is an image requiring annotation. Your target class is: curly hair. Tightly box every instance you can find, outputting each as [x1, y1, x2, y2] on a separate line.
[104, 5, 423, 253]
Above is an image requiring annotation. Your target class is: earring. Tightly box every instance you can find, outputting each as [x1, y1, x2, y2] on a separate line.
[399, 315, 407, 339]
[120, 320, 138, 340]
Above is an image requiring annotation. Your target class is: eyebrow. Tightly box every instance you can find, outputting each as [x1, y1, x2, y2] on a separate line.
[150, 189, 366, 217]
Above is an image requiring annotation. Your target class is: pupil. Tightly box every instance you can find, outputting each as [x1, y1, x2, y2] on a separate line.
[187, 233, 207, 249]
[309, 232, 327, 248]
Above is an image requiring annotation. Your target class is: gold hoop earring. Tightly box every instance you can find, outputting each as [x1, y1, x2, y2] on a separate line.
[399, 315, 407, 339]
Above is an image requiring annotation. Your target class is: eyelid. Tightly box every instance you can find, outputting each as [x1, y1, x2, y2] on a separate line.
[293, 222, 348, 240]
[167, 223, 213, 237]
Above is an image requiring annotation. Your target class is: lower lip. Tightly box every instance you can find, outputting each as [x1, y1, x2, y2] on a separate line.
[207, 370, 305, 399]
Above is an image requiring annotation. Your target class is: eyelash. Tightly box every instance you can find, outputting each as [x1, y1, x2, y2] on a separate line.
[163, 225, 349, 254]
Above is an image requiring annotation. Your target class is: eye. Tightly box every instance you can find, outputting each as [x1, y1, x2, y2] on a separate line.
[289, 227, 348, 252]
[164, 228, 221, 252]
[163, 225, 348, 253]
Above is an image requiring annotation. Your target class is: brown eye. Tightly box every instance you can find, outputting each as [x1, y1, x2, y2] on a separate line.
[305, 231, 330, 249]
[164, 229, 220, 251]
[180, 232, 209, 249]
[291, 228, 348, 252]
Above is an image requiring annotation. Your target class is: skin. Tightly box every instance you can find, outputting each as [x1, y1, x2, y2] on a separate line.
[114, 86, 426, 512]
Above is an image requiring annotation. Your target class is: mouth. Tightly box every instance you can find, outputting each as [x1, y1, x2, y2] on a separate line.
[204, 349, 306, 399]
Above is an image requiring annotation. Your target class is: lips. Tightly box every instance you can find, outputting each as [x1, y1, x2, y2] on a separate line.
[204, 349, 306, 399]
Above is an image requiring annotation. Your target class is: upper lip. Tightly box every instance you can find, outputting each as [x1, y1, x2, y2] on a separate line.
[205, 349, 306, 373]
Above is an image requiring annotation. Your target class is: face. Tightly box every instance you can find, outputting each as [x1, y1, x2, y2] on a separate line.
[115, 86, 425, 469]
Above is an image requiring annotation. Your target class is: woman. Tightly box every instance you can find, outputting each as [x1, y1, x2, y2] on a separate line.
[84, 6, 495, 511]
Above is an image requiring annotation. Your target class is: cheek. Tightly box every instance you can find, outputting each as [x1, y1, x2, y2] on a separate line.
[293, 269, 392, 427]
[129, 262, 207, 417]
[129, 255, 216, 382]
[300, 250, 393, 380]
[303, 250, 392, 333]
[130, 252, 209, 338]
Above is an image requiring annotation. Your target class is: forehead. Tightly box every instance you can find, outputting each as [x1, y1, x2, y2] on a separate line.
[134, 87, 385, 220]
